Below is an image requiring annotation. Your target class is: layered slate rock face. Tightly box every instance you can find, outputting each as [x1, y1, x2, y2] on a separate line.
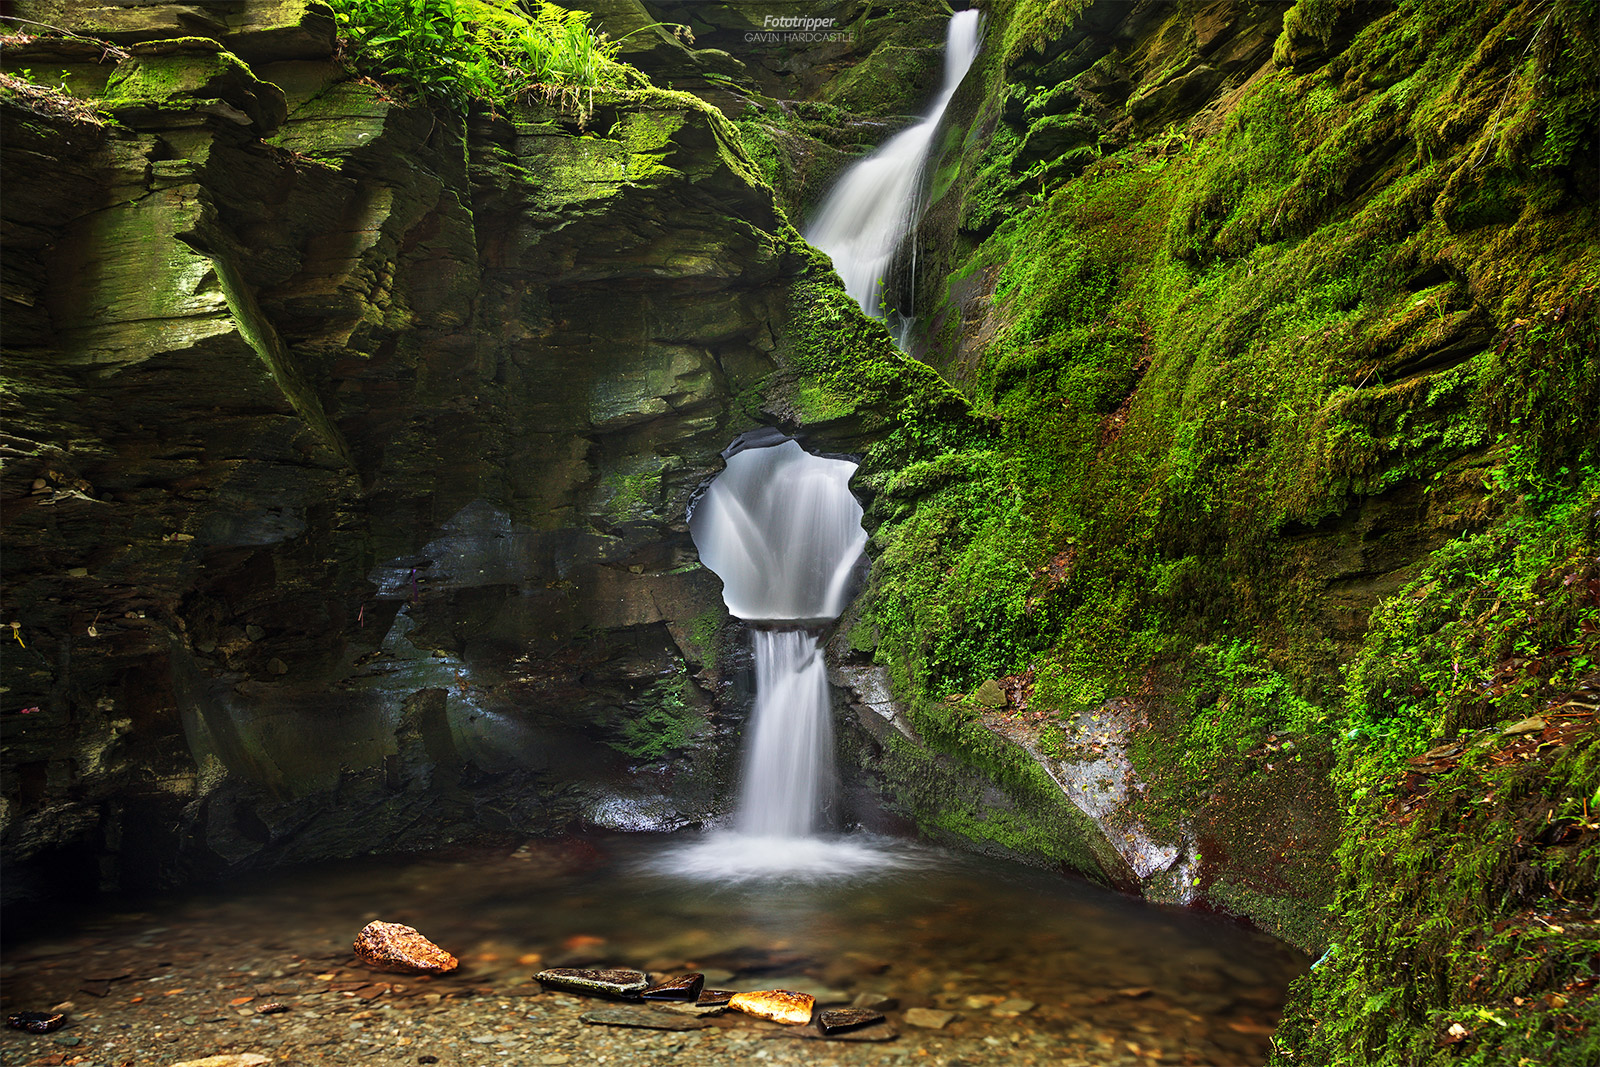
[0, 3, 915, 896]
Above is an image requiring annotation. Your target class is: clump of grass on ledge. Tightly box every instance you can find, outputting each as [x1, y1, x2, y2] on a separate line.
[330, 0, 674, 116]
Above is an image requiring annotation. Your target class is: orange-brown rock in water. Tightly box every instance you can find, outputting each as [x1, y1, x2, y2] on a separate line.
[352, 921, 458, 974]
[728, 989, 815, 1025]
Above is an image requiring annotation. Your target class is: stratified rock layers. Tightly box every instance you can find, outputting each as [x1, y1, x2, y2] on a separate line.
[0, 14, 931, 893]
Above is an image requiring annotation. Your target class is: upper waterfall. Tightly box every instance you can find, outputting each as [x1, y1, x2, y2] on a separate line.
[688, 439, 866, 623]
[804, 10, 983, 324]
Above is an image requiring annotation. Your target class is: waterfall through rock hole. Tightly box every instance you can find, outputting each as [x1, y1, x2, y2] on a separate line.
[665, 437, 909, 881]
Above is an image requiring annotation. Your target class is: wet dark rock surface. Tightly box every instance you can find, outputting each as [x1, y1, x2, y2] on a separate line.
[6, 1010, 66, 1033]
[820, 1007, 887, 1034]
[536, 968, 650, 998]
[0, 834, 1306, 1066]
[0, 2, 938, 901]
[641, 972, 705, 1000]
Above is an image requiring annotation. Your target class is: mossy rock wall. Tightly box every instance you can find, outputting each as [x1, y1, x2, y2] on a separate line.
[803, 0, 1597, 1058]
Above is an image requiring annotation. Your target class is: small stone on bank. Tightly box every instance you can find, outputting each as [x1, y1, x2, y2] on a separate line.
[697, 989, 737, 1006]
[353, 921, 458, 975]
[169, 1056, 273, 1067]
[904, 1007, 957, 1029]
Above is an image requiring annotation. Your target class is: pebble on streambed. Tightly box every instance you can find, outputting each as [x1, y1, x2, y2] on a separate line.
[352, 921, 459, 975]
[728, 989, 816, 1025]
[535, 967, 650, 997]
[6, 1011, 67, 1033]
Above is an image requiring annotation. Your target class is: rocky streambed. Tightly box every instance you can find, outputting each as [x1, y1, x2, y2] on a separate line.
[1, 833, 1304, 1067]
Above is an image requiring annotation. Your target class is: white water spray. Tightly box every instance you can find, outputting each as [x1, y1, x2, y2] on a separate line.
[738, 628, 833, 837]
[805, 10, 982, 330]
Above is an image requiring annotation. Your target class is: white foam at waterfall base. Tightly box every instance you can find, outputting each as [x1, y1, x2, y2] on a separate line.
[649, 831, 933, 884]
[805, 10, 983, 325]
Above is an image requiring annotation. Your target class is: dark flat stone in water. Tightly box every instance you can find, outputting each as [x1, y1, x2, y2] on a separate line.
[579, 1006, 712, 1031]
[536, 968, 648, 997]
[8, 1012, 67, 1033]
[641, 973, 703, 1001]
[775, 1016, 896, 1042]
[697, 989, 737, 1006]
[818, 1007, 886, 1035]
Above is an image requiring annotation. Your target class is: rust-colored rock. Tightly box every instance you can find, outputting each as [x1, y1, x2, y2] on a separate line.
[352, 921, 458, 975]
[728, 989, 815, 1026]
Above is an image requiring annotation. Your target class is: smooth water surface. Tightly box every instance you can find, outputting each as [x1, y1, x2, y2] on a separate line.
[2, 835, 1307, 1066]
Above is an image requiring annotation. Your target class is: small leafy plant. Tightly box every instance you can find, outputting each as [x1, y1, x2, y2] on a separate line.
[329, 0, 648, 116]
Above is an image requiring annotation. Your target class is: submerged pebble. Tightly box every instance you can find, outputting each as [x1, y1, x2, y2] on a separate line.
[905, 1007, 957, 1029]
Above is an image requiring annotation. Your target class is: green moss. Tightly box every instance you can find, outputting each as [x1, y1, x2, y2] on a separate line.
[874, 725, 1114, 879]
[1000, 0, 1094, 64]
[684, 608, 725, 668]
[846, 0, 1600, 1001]
[1272, 720, 1600, 1066]
[597, 465, 661, 522]
[769, 230, 973, 440]
[608, 668, 702, 761]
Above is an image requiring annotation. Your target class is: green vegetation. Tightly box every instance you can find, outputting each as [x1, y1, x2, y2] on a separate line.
[610, 670, 700, 761]
[861, 0, 1598, 770]
[826, 0, 1600, 1056]
[328, 0, 650, 112]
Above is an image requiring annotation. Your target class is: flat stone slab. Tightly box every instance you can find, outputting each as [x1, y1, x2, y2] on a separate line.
[536, 968, 648, 997]
[641, 973, 703, 1001]
[768, 1019, 899, 1043]
[578, 1007, 712, 1031]
[818, 1007, 886, 1035]
[904, 1007, 957, 1029]
[653, 1002, 727, 1018]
